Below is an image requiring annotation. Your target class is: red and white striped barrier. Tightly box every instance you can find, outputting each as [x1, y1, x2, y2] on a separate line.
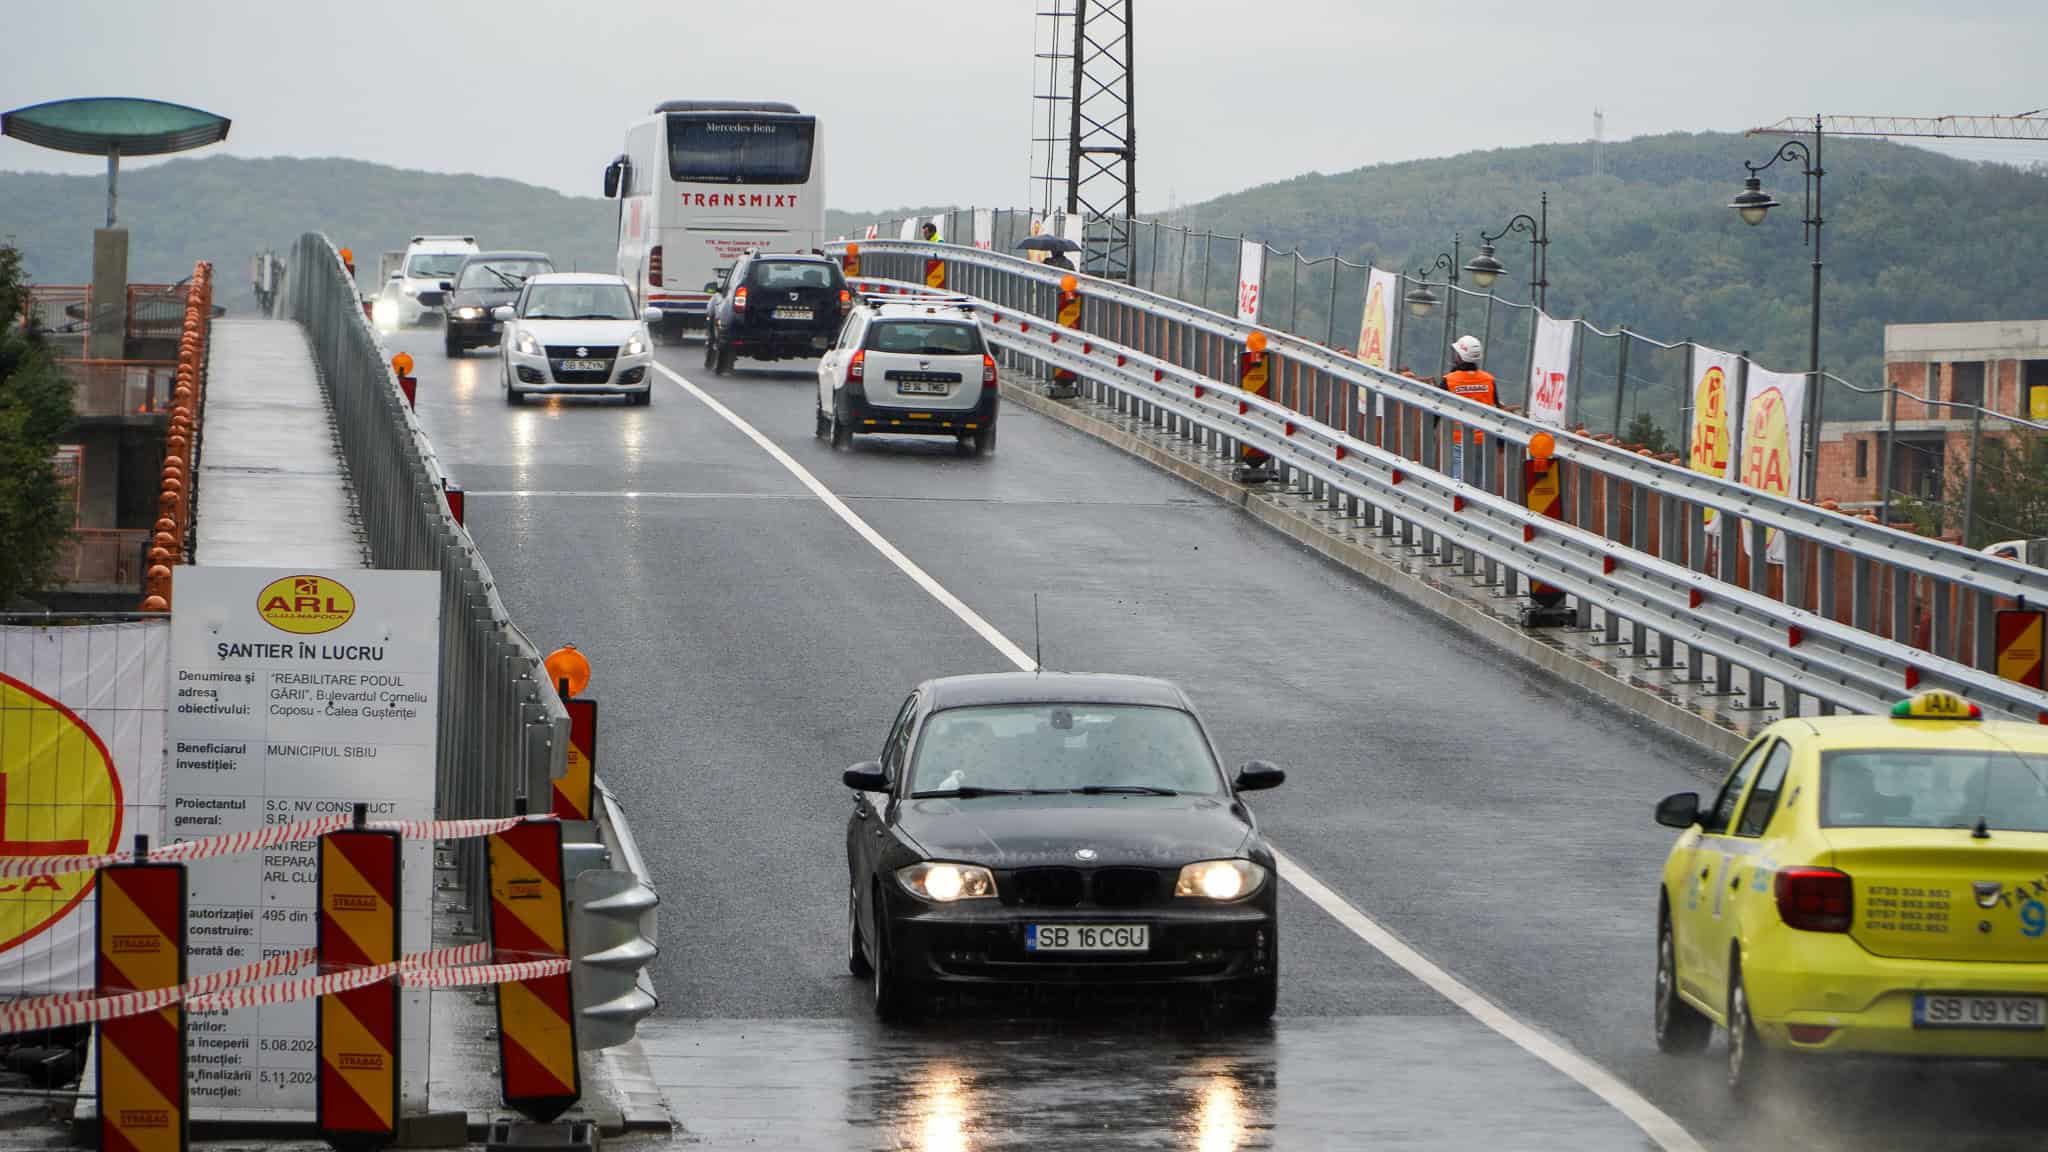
[0, 812, 551, 880]
[0, 939, 534, 1035]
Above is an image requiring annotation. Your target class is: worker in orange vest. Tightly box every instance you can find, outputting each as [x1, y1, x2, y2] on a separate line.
[1441, 334, 1495, 482]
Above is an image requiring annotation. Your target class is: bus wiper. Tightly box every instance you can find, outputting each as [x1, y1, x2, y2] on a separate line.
[1072, 785, 1179, 796]
[910, 786, 1032, 799]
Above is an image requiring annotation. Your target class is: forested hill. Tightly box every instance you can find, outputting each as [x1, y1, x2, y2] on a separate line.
[1169, 132, 2048, 391]
[5, 136, 2043, 389]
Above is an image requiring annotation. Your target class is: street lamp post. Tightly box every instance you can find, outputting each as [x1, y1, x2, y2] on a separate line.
[1401, 238, 1461, 376]
[1730, 115, 1824, 501]
[1463, 191, 1551, 310]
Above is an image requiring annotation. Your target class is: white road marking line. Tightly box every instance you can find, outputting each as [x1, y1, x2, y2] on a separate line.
[466, 490, 809, 500]
[653, 358, 1706, 1152]
[652, 363, 1038, 672]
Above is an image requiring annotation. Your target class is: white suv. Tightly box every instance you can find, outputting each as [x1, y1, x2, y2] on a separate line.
[381, 234, 478, 326]
[815, 297, 999, 455]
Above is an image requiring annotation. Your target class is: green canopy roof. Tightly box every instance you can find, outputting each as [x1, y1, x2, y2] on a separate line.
[2, 97, 229, 157]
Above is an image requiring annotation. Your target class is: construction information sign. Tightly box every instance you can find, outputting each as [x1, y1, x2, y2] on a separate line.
[166, 568, 439, 1119]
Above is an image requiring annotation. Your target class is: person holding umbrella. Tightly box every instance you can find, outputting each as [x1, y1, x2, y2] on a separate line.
[1015, 233, 1082, 270]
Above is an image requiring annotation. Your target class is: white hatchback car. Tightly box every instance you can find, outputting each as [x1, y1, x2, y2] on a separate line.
[816, 297, 999, 455]
[495, 274, 659, 406]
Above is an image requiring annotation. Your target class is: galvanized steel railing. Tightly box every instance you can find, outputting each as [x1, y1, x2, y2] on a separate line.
[838, 241, 2048, 725]
[283, 231, 568, 929]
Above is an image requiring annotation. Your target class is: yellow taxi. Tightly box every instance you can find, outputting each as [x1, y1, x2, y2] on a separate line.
[1653, 689, 2048, 1091]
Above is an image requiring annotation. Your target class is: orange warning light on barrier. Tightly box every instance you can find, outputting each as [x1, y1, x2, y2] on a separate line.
[317, 827, 400, 1150]
[1996, 609, 2046, 689]
[96, 856, 187, 1152]
[391, 352, 413, 378]
[544, 645, 590, 698]
[489, 820, 580, 1121]
[1529, 430, 1556, 462]
[552, 699, 596, 822]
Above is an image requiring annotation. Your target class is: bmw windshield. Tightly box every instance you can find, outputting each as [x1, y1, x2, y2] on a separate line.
[910, 704, 1224, 798]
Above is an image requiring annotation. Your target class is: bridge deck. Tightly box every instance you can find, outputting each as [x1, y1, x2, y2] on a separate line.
[193, 317, 365, 568]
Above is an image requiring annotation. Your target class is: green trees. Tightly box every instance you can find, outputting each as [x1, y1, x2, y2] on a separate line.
[0, 246, 77, 606]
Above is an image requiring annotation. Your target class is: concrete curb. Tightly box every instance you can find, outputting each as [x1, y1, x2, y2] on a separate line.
[1000, 380, 1751, 761]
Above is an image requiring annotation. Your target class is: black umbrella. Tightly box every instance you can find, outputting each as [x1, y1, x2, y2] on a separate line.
[1014, 235, 1082, 254]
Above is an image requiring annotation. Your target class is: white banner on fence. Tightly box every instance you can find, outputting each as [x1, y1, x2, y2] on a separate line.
[863, 223, 879, 240]
[1355, 267, 1399, 415]
[1062, 212, 1086, 248]
[1528, 313, 1575, 427]
[0, 622, 168, 997]
[973, 209, 994, 250]
[167, 567, 440, 1115]
[1688, 345, 1742, 528]
[1740, 366, 1808, 562]
[898, 217, 917, 241]
[1236, 240, 1265, 323]
[1025, 214, 1048, 263]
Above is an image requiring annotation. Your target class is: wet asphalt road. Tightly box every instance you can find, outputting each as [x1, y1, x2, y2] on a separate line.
[386, 325, 2046, 1150]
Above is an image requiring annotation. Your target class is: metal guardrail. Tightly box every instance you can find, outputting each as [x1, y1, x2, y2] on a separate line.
[283, 232, 570, 935]
[839, 246, 2048, 725]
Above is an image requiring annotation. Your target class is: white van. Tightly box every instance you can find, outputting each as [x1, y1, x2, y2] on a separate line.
[378, 235, 478, 327]
[604, 100, 825, 342]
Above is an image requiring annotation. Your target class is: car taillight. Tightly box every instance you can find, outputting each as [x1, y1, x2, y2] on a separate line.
[647, 245, 663, 286]
[734, 286, 748, 315]
[848, 349, 865, 383]
[982, 355, 997, 388]
[839, 289, 852, 313]
[1775, 867, 1853, 932]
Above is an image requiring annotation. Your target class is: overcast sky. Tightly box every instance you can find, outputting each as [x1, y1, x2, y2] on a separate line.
[5, 0, 2046, 211]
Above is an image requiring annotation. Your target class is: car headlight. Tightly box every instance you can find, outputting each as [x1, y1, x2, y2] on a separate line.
[624, 331, 647, 357]
[455, 306, 483, 320]
[515, 329, 541, 356]
[895, 862, 997, 903]
[401, 283, 420, 297]
[1174, 859, 1267, 901]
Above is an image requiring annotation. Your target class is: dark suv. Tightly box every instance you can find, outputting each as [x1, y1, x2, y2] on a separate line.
[440, 251, 554, 355]
[703, 253, 850, 374]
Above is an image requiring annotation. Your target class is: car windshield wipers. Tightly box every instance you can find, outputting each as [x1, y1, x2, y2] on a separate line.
[1071, 785, 1179, 796]
[558, 314, 627, 321]
[910, 786, 1036, 798]
[485, 267, 525, 289]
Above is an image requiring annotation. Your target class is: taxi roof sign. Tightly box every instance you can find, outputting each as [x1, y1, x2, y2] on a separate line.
[1890, 689, 1981, 721]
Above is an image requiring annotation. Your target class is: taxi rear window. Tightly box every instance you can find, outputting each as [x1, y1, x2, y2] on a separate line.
[1821, 749, 2048, 833]
[866, 321, 983, 356]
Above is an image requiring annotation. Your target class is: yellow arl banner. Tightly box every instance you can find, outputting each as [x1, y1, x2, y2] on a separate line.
[551, 700, 596, 822]
[96, 861, 186, 1152]
[317, 828, 400, 1149]
[489, 820, 580, 1122]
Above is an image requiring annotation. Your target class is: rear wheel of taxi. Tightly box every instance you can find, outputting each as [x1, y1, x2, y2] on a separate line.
[1726, 961, 1772, 1095]
[1654, 912, 1711, 1054]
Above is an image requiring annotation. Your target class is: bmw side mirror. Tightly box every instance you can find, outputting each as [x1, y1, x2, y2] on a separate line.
[1234, 760, 1285, 792]
[641, 307, 661, 325]
[842, 761, 890, 793]
[491, 306, 515, 322]
[1655, 791, 1701, 829]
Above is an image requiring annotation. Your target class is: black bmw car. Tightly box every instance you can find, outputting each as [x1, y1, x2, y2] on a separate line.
[843, 672, 1285, 1021]
[436, 251, 554, 356]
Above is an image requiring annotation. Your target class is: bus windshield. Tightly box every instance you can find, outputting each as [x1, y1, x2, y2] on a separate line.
[668, 115, 815, 186]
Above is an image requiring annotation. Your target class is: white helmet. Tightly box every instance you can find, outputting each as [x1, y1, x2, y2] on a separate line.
[1452, 335, 1484, 365]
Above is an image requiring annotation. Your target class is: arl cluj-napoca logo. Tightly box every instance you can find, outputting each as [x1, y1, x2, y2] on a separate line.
[257, 575, 356, 636]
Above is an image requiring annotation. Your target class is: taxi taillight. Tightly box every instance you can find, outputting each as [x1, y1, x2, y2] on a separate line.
[648, 245, 663, 286]
[734, 285, 748, 315]
[982, 355, 997, 388]
[847, 349, 865, 384]
[1775, 867, 1853, 933]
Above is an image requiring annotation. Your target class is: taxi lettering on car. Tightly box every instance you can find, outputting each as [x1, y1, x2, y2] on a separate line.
[1652, 690, 2048, 1092]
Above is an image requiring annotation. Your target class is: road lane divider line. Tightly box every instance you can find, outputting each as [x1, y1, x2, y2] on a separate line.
[652, 363, 1038, 672]
[1272, 849, 1704, 1152]
[654, 358, 1704, 1152]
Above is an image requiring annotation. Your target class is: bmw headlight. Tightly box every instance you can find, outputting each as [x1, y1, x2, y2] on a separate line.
[515, 329, 542, 356]
[455, 306, 483, 320]
[624, 331, 648, 357]
[896, 862, 997, 903]
[1174, 859, 1267, 901]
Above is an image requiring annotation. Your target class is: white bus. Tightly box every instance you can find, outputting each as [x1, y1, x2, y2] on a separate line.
[604, 100, 825, 341]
